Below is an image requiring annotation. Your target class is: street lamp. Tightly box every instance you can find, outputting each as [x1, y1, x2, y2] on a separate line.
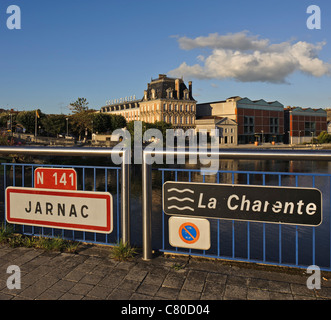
[66, 118, 68, 137]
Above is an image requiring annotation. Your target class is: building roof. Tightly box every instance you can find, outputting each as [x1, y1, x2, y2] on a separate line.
[144, 74, 195, 101]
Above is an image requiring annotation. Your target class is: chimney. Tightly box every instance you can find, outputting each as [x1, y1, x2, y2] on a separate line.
[188, 81, 192, 97]
[175, 79, 180, 99]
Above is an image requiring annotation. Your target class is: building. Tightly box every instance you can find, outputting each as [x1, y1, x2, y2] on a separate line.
[197, 96, 284, 144]
[100, 74, 196, 129]
[100, 99, 141, 123]
[195, 116, 238, 145]
[284, 107, 327, 144]
[140, 74, 196, 129]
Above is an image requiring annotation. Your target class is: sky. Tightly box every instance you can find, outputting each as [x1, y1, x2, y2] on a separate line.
[0, 0, 330, 114]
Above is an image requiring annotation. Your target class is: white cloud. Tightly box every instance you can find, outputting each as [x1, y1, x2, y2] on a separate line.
[169, 32, 331, 83]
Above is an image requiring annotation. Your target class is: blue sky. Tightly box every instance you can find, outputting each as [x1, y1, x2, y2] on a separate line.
[0, 0, 330, 114]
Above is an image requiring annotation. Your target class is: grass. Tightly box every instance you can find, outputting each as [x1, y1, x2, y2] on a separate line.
[0, 223, 79, 253]
[109, 240, 137, 261]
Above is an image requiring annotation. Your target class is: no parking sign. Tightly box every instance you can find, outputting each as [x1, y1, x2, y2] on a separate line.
[169, 217, 210, 250]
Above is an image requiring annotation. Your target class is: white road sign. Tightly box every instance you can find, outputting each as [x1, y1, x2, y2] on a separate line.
[6, 187, 113, 234]
[168, 216, 210, 250]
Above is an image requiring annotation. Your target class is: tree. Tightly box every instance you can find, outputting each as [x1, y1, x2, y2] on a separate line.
[41, 114, 67, 137]
[110, 115, 127, 131]
[92, 113, 111, 134]
[16, 110, 44, 134]
[69, 97, 89, 114]
[317, 131, 331, 144]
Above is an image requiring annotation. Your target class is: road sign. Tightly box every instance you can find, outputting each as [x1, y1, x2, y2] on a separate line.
[163, 181, 322, 226]
[34, 168, 77, 190]
[179, 222, 200, 244]
[6, 187, 113, 233]
[169, 216, 210, 250]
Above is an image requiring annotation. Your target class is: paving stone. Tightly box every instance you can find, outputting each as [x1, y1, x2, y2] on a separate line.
[137, 283, 160, 296]
[50, 279, 76, 292]
[59, 292, 84, 300]
[156, 286, 180, 300]
[178, 289, 201, 300]
[247, 288, 270, 300]
[107, 288, 133, 300]
[37, 289, 64, 300]
[223, 285, 247, 300]
[69, 282, 94, 296]
[162, 272, 186, 289]
[86, 285, 114, 299]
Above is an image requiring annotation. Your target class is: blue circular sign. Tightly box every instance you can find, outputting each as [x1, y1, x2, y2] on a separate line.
[179, 223, 200, 244]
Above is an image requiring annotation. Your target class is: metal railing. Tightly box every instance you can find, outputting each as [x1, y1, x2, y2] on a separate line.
[142, 149, 331, 267]
[0, 146, 131, 245]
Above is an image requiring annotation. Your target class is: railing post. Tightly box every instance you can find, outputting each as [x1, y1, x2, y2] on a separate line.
[142, 151, 152, 260]
[121, 149, 131, 245]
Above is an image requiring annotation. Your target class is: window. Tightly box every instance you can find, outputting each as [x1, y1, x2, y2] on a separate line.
[270, 118, 279, 134]
[169, 104, 172, 111]
[305, 122, 316, 136]
[163, 104, 167, 111]
[180, 105, 183, 112]
[244, 116, 254, 134]
[191, 105, 194, 112]
[175, 104, 178, 111]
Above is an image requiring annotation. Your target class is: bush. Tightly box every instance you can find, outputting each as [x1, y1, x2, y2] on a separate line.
[317, 131, 331, 144]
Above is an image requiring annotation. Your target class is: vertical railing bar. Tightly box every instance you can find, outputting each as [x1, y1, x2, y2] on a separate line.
[312, 175, 316, 266]
[116, 168, 120, 242]
[82, 168, 85, 242]
[295, 175, 299, 266]
[232, 172, 235, 258]
[247, 173, 250, 261]
[105, 168, 108, 244]
[217, 172, 220, 257]
[330, 176, 331, 270]
[162, 170, 165, 251]
[4, 164, 7, 227]
[22, 165, 25, 187]
[262, 174, 266, 263]
[13, 164, 15, 187]
[278, 174, 282, 265]
[93, 167, 96, 191]
[93, 167, 97, 243]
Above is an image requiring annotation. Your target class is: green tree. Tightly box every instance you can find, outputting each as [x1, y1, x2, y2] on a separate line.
[41, 114, 68, 137]
[16, 110, 44, 134]
[92, 113, 112, 134]
[110, 115, 127, 131]
[69, 97, 89, 114]
[317, 131, 331, 144]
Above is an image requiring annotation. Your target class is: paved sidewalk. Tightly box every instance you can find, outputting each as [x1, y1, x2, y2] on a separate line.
[0, 243, 330, 300]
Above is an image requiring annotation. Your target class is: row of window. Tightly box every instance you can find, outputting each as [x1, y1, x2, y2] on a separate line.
[140, 104, 195, 112]
[139, 115, 195, 125]
[243, 116, 280, 134]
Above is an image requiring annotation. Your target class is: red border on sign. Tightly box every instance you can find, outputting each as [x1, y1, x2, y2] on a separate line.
[5, 187, 112, 233]
[179, 222, 200, 244]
